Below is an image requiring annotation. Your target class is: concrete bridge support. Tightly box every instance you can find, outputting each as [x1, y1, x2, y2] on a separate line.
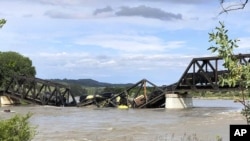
[165, 93, 193, 109]
[0, 96, 14, 106]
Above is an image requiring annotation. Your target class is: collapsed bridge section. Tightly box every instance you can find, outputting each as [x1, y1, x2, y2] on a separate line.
[3, 75, 77, 106]
[78, 79, 166, 108]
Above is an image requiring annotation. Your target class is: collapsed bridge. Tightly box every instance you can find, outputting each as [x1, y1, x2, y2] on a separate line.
[78, 79, 165, 108]
[1, 54, 250, 108]
[78, 53, 250, 108]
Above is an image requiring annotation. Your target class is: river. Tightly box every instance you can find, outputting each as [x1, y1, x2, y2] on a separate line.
[0, 99, 246, 141]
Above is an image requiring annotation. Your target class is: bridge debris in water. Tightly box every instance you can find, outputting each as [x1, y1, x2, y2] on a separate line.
[78, 79, 166, 108]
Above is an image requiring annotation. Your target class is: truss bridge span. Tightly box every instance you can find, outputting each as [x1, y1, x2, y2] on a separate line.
[165, 53, 250, 92]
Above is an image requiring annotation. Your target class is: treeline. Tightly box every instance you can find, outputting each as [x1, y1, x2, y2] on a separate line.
[50, 78, 133, 87]
[69, 84, 127, 96]
[50, 79, 133, 96]
[192, 91, 250, 98]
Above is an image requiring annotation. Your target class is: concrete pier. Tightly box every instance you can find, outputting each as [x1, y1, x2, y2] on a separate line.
[0, 96, 14, 106]
[165, 93, 193, 109]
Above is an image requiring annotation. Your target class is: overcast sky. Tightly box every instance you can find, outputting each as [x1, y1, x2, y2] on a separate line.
[1, 0, 250, 85]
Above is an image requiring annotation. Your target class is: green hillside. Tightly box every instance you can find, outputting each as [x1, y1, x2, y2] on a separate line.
[49, 78, 133, 87]
[48, 79, 133, 96]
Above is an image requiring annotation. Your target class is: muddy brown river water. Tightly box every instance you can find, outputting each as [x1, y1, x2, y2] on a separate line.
[0, 99, 246, 141]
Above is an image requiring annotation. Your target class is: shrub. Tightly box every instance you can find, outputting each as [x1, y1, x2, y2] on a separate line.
[208, 21, 250, 124]
[0, 113, 36, 141]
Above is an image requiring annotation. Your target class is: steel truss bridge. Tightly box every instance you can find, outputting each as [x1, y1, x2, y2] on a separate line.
[1, 54, 250, 108]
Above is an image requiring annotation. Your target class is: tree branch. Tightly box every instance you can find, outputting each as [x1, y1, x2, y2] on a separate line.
[219, 0, 248, 14]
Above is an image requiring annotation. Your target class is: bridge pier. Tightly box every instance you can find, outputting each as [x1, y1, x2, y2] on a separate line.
[0, 96, 14, 106]
[165, 93, 193, 109]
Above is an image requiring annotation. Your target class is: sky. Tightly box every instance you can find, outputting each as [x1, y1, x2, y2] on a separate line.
[1, 0, 250, 85]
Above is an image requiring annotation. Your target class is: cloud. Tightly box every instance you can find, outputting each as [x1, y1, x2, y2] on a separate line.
[45, 4, 182, 21]
[141, 0, 211, 4]
[93, 6, 113, 15]
[33, 51, 194, 80]
[38, 0, 82, 6]
[44, 10, 69, 19]
[44, 10, 88, 19]
[115, 5, 182, 21]
[75, 34, 185, 53]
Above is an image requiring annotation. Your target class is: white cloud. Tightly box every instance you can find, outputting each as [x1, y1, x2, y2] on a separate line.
[38, 0, 82, 5]
[31, 51, 194, 80]
[75, 34, 185, 53]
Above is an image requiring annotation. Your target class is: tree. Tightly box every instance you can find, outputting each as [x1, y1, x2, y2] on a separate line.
[208, 21, 250, 124]
[219, 0, 248, 14]
[102, 87, 124, 94]
[0, 51, 36, 89]
[69, 84, 88, 96]
[0, 19, 6, 28]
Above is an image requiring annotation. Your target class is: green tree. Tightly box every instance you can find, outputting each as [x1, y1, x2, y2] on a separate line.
[102, 87, 124, 94]
[0, 19, 6, 28]
[208, 21, 250, 124]
[0, 51, 36, 89]
[70, 84, 88, 96]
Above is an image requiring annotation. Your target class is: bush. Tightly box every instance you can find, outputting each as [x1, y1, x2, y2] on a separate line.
[0, 113, 36, 141]
[208, 22, 250, 124]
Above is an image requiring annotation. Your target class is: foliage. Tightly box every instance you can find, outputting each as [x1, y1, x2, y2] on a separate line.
[50, 78, 133, 87]
[102, 87, 125, 94]
[0, 113, 36, 141]
[208, 21, 250, 124]
[69, 84, 88, 96]
[0, 19, 6, 28]
[0, 51, 36, 90]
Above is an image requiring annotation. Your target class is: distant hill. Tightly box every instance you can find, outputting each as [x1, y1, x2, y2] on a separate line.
[49, 78, 133, 87]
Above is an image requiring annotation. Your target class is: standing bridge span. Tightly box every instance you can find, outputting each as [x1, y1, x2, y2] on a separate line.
[166, 53, 250, 91]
